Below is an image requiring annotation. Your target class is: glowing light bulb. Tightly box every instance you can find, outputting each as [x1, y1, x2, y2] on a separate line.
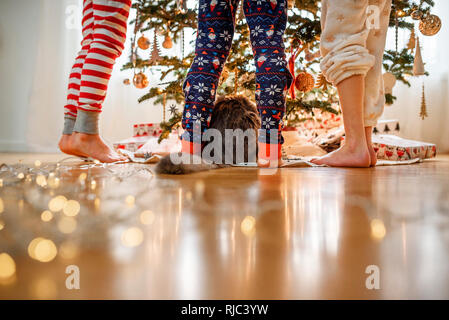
[90, 180, 97, 190]
[34, 160, 42, 167]
[371, 219, 386, 240]
[140, 210, 155, 225]
[125, 195, 135, 207]
[17, 173, 25, 179]
[63, 200, 80, 217]
[121, 227, 144, 247]
[241, 216, 256, 236]
[36, 175, 47, 187]
[41, 210, 53, 222]
[48, 195, 67, 212]
[0, 253, 16, 280]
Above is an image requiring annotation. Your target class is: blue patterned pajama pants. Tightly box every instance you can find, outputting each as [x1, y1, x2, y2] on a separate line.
[181, 0, 293, 152]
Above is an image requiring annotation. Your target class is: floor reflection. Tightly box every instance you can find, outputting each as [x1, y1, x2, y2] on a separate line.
[0, 157, 449, 299]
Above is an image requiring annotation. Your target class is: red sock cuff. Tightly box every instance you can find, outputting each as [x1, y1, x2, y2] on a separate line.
[258, 142, 282, 161]
[181, 139, 202, 155]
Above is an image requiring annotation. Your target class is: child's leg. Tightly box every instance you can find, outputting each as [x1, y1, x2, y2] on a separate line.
[313, 0, 378, 167]
[60, 0, 94, 156]
[70, 0, 131, 162]
[181, 0, 238, 154]
[245, 0, 292, 165]
[365, 0, 392, 166]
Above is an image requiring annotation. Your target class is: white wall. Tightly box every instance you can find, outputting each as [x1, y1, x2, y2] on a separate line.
[0, 0, 448, 153]
[0, 0, 168, 153]
[0, 0, 41, 151]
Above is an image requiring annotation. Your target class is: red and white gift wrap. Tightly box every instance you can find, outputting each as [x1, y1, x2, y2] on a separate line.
[133, 123, 163, 137]
[114, 123, 163, 152]
[373, 135, 436, 161]
[113, 136, 151, 153]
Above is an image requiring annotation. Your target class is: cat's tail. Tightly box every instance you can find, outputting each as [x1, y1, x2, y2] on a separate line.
[155, 153, 226, 175]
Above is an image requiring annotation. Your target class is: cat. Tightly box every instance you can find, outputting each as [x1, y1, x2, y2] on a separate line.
[156, 95, 261, 174]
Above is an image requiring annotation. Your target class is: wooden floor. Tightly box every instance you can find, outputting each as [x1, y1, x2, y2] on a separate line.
[1, 153, 449, 299]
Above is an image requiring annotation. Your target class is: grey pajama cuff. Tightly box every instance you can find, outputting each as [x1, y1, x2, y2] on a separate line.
[73, 110, 100, 135]
[63, 117, 76, 135]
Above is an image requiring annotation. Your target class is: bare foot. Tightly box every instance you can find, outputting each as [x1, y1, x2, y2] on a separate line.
[58, 134, 88, 158]
[367, 143, 377, 167]
[258, 158, 283, 168]
[311, 143, 371, 168]
[365, 127, 377, 167]
[71, 132, 127, 163]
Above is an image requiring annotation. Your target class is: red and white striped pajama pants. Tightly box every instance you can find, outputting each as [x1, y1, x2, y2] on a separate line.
[63, 0, 131, 135]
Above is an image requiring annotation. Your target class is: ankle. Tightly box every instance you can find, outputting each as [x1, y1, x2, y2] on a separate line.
[343, 139, 368, 153]
[73, 132, 99, 143]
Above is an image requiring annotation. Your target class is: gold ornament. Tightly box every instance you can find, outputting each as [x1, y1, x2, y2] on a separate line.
[419, 14, 442, 36]
[133, 72, 149, 89]
[315, 72, 331, 90]
[123, 78, 131, 85]
[413, 37, 425, 76]
[407, 28, 416, 51]
[148, 33, 162, 65]
[137, 35, 150, 50]
[162, 35, 173, 49]
[420, 83, 428, 120]
[295, 72, 314, 92]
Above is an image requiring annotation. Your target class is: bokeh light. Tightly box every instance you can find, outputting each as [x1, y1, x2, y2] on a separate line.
[121, 227, 144, 247]
[0, 220, 4, 231]
[41, 210, 53, 222]
[63, 200, 80, 217]
[58, 217, 77, 234]
[0, 253, 16, 280]
[36, 175, 47, 187]
[125, 195, 135, 207]
[0, 198, 4, 213]
[48, 195, 67, 212]
[28, 238, 58, 263]
[241, 216, 256, 237]
[78, 173, 87, 183]
[140, 210, 155, 225]
[371, 219, 387, 240]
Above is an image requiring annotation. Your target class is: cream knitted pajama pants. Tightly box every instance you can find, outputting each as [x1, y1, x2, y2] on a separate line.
[320, 0, 392, 127]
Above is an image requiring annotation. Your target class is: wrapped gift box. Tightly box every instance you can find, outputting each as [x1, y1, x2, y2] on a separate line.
[373, 134, 436, 161]
[133, 123, 163, 137]
[373, 120, 400, 135]
[134, 133, 182, 158]
[113, 136, 151, 152]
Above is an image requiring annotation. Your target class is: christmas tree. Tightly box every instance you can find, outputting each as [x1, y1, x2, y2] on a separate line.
[122, 0, 437, 140]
